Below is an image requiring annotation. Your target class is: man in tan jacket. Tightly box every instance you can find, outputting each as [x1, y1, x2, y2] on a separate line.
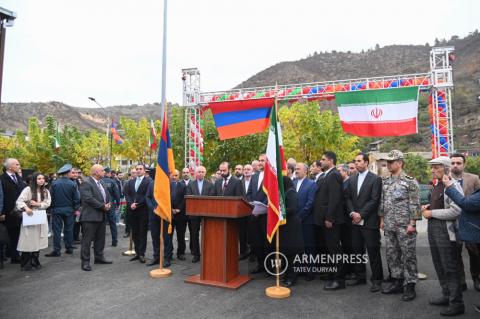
[451, 153, 480, 292]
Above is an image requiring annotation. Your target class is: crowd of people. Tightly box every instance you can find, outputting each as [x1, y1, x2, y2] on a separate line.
[0, 150, 479, 316]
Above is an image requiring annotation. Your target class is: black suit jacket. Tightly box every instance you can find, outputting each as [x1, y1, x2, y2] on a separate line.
[79, 177, 110, 222]
[126, 176, 151, 213]
[346, 171, 382, 229]
[246, 172, 267, 204]
[171, 180, 187, 220]
[313, 167, 344, 225]
[186, 179, 215, 197]
[214, 175, 243, 197]
[0, 172, 26, 227]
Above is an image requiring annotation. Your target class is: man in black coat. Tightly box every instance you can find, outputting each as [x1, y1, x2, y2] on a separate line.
[214, 162, 246, 259]
[125, 164, 151, 263]
[345, 153, 384, 292]
[313, 151, 345, 290]
[186, 166, 215, 263]
[246, 154, 269, 274]
[79, 164, 113, 271]
[0, 158, 26, 263]
[170, 177, 187, 261]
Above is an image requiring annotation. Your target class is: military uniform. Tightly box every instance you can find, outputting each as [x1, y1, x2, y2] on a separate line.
[46, 164, 81, 256]
[102, 171, 120, 246]
[379, 151, 421, 287]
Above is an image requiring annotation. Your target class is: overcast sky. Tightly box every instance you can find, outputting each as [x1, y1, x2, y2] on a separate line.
[1, 0, 478, 108]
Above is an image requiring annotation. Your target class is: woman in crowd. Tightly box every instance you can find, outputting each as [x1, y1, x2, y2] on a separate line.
[16, 172, 51, 271]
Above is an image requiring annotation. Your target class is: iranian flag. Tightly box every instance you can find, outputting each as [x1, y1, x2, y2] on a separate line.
[149, 119, 157, 150]
[335, 86, 419, 137]
[263, 108, 286, 243]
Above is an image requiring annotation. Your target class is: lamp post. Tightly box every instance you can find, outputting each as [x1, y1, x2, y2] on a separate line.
[0, 7, 17, 107]
[88, 97, 112, 167]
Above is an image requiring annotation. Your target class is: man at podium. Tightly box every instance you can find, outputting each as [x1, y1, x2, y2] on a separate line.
[186, 166, 215, 263]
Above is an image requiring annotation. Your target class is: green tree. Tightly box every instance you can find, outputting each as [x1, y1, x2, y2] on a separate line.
[403, 153, 430, 184]
[466, 156, 480, 176]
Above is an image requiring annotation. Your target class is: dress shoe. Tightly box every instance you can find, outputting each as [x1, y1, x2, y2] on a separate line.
[370, 281, 382, 293]
[249, 265, 265, 274]
[65, 249, 73, 255]
[460, 283, 467, 291]
[305, 274, 315, 281]
[129, 256, 139, 261]
[163, 259, 171, 268]
[123, 233, 130, 238]
[112, 241, 118, 247]
[440, 305, 465, 316]
[138, 256, 146, 263]
[381, 279, 404, 294]
[81, 264, 92, 271]
[45, 251, 61, 257]
[474, 304, 480, 313]
[346, 278, 367, 286]
[94, 258, 113, 264]
[401, 283, 416, 301]
[177, 254, 186, 261]
[147, 259, 160, 266]
[324, 280, 345, 291]
[429, 296, 449, 306]
[474, 277, 480, 292]
[192, 255, 200, 263]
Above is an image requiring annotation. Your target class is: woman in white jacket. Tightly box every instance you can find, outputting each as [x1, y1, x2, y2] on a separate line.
[16, 172, 51, 270]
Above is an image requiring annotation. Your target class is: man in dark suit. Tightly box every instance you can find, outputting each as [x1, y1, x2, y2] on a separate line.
[313, 151, 345, 290]
[125, 164, 151, 263]
[186, 166, 215, 263]
[246, 154, 269, 274]
[337, 164, 355, 278]
[0, 158, 26, 263]
[294, 162, 317, 281]
[79, 164, 113, 271]
[346, 153, 384, 292]
[214, 162, 246, 259]
[171, 176, 187, 261]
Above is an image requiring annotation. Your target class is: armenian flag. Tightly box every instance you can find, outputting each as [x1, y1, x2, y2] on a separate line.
[208, 98, 273, 140]
[154, 113, 175, 233]
[110, 121, 124, 144]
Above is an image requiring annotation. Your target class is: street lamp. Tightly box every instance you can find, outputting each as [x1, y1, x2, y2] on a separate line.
[88, 97, 112, 167]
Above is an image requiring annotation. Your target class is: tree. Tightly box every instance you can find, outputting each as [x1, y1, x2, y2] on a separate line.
[403, 153, 430, 184]
[278, 102, 360, 164]
[466, 156, 480, 176]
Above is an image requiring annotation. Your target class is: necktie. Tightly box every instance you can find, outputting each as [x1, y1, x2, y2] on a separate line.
[11, 174, 17, 184]
[135, 177, 141, 192]
[222, 178, 229, 193]
[97, 181, 107, 203]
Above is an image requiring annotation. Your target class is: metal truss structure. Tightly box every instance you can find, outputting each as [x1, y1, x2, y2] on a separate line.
[182, 47, 455, 167]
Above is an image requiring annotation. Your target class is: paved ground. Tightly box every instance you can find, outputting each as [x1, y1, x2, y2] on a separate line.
[0, 220, 479, 319]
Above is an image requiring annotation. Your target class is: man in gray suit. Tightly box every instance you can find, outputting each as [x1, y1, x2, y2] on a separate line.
[79, 164, 113, 271]
[186, 166, 215, 263]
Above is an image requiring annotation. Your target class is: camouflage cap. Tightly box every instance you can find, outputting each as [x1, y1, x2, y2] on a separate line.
[380, 150, 404, 161]
[428, 156, 451, 168]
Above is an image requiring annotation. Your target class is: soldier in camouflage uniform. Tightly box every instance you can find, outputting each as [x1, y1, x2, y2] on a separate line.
[378, 150, 421, 301]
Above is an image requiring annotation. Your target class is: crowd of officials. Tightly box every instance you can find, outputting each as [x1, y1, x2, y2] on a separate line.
[0, 149, 479, 316]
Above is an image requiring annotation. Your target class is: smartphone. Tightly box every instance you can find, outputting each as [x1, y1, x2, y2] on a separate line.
[444, 167, 450, 175]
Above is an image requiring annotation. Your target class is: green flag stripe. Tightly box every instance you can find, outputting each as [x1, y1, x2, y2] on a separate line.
[271, 109, 286, 219]
[335, 87, 418, 106]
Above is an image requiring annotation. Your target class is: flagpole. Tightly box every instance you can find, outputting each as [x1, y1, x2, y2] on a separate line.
[265, 86, 290, 299]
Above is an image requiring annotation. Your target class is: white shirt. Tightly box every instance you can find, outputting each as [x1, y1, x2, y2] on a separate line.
[244, 178, 251, 194]
[135, 175, 144, 191]
[257, 171, 264, 190]
[222, 175, 232, 189]
[296, 177, 305, 192]
[357, 170, 368, 195]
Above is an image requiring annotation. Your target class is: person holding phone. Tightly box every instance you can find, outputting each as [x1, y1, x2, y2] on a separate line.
[443, 172, 480, 314]
[16, 172, 51, 270]
[422, 156, 465, 316]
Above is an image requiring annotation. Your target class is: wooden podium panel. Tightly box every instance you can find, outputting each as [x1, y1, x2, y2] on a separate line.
[184, 196, 252, 289]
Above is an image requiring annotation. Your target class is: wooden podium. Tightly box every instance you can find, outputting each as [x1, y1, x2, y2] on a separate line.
[184, 195, 252, 289]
